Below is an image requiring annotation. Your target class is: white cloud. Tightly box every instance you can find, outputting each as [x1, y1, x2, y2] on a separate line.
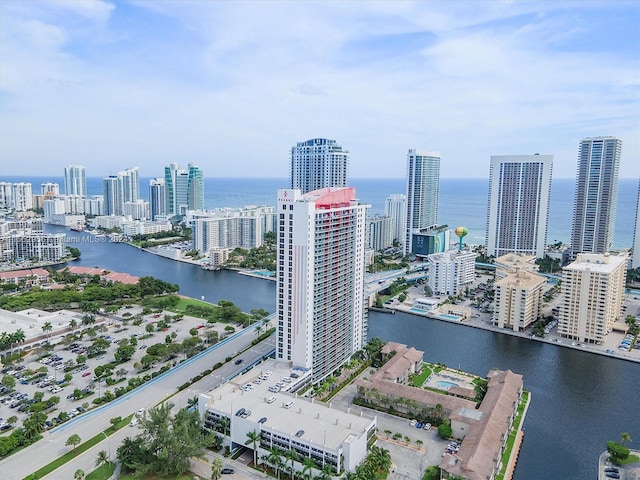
[0, 1, 638, 180]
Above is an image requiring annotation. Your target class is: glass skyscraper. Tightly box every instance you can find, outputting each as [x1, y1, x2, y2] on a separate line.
[404, 149, 440, 255]
[570, 136, 622, 257]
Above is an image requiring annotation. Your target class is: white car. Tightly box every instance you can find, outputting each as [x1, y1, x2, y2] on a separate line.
[409, 419, 417, 427]
[266, 396, 276, 404]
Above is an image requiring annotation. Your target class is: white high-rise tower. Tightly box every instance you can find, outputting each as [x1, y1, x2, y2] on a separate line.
[276, 187, 368, 383]
[385, 193, 407, 248]
[64, 165, 87, 196]
[485, 154, 553, 258]
[290, 138, 348, 194]
[570, 136, 622, 257]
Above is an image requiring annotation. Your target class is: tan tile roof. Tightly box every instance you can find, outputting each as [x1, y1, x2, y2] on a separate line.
[440, 369, 523, 480]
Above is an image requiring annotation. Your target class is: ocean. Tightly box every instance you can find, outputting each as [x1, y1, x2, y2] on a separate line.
[3, 176, 638, 249]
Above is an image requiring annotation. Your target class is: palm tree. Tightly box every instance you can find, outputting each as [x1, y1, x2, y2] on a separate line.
[69, 319, 78, 336]
[211, 458, 223, 480]
[302, 457, 316, 480]
[268, 447, 285, 479]
[95, 449, 108, 479]
[621, 432, 633, 446]
[74, 469, 85, 480]
[284, 448, 299, 480]
[42, 321, 52, 341]
[217, 417, 230, 436]
[368, 445, 391, 473]
[315, 464, 333, 480]
[245, 430, 261, 467]
[10, 329, 25, 349]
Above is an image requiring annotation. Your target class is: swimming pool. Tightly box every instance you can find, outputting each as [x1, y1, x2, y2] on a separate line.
[440, 314, 461, 320]
[436, 380, 459, 390]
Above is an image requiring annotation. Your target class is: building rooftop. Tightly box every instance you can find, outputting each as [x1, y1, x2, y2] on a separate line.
[565, 253, 627, 273]
[441, 369, 524, 480]
[201, 359, 374, 451]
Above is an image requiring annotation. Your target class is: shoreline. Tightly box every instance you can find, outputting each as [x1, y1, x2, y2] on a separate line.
[120, 240, 640, 364]
[389, 301, 640, 365]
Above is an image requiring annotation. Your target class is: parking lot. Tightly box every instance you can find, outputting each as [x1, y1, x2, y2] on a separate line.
[0, 307, 238, 434]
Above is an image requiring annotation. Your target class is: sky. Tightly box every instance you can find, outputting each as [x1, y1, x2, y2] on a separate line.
[0, 0, 639, 179]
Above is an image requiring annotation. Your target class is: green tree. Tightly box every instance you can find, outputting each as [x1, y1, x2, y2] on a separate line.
[123, 402, 210, 476]
[66, 434, 82, 451]
[284, 448, 299, 480]
[211, 457, 223, 480]
[74, 469, 85, 480]
[607, 441, 630, 461]
[42, 321, 53, 340]
[110, 416, 122, 430]
[95, 449, 109, 479]
[438, 420, 452, 439]
[267, 447, 285, 480]
[1, 374, 16, 391]
[620, 432, 632, 446]
[245, 430, 261, 467]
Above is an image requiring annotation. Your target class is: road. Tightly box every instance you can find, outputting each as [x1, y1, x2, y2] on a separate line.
[0, 324, 275, 480]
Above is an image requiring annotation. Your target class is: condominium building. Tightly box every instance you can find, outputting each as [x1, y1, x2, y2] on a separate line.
[0, 182, 34, 212]
[164, 163, 204, 215]
[0, 229, 66, 263]
[366, 215, 394, 251]
[123, 200, 150, 221]
[486, 155, 553, 258]
[558, 253, 627, 344]
[494, 253, 540, 280]
[40, 183, 59, 196]
[405, 149, 440, 255]
[570, 137, 622, 257]
[118, 167, 140, 204]
[632, 179, 640, 270]
[276, 187, 368, 383]
[102, 176, 122, 216]
[384, 193, 407, 248]
[493, 269, 546, 331]
[148, 178, 166, 220]
[64, 165, 87, 196]
[290, 138, 348, 194]
[427, 249, 477, 296]
[0, 183, 13, 209]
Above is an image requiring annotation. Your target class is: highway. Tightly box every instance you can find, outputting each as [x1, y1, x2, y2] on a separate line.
[0, 324, 275, 480]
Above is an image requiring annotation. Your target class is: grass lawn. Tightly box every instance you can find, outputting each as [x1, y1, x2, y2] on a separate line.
[611, 454, 640, 465]
[495, 390, 530, 480]
[172, 297, 217, 312]
[86, 462, 115, 480]
[23, 416, 132, 480]
[412, 364, 432, 387]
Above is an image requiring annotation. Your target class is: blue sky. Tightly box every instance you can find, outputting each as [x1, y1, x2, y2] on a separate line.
[1, 0, 638, 179]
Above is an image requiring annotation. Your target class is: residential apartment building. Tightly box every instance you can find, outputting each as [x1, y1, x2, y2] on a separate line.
[290, 138, 348, 194]
[164, 163, 204, 215]
[64, 165, 87, 196]
[276, 187, 368, 383]
[0, 183, 34, 211]
[486, 155, 553, 258]
[40, 183, 59, 196]
[570, 136, 621, 257]
[494, 253, 540, 280]
[190, 206, 275, 254]
[102, 176, 122, 216]
[384, 193, 407, 248]
[405, 149, 440, 255]
[123, 200, 150, 221]
[558, 253, 627, 344]
[0, 229, 66, 263]
[366, 215, 394, 251]
[632, 179, 640, 270]
[148, 178, 166, 220]
[427, 249, 477, 296]
[493, 269, 546, 331]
